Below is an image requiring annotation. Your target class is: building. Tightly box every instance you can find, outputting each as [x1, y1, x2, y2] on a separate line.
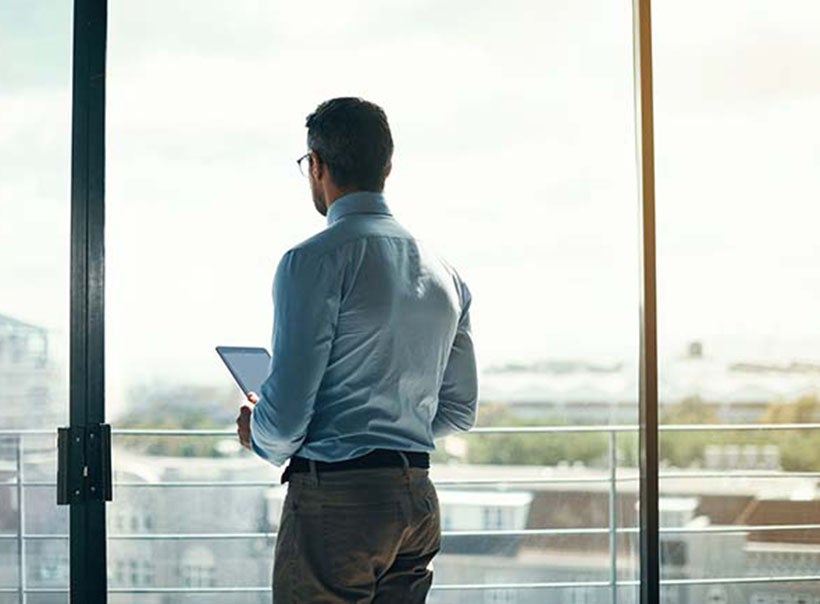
[479, 354, 820, 425]
[0, 313, 64, 430]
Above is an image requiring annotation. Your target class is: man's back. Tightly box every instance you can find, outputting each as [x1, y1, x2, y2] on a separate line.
[237, 96, 479, 603]
[250, 191, 478, 465]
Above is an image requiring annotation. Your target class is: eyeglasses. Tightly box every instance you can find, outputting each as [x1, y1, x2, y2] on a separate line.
[296, 152, 312, 177]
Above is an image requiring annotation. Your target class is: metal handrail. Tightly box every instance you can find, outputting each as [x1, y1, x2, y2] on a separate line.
[16, 468, 820, 488]
[4, 424, 820, 597]
[15, 476, 625, 488]
[2, 574, 820, 595]
[5, 421, 818, 436]
[4, 522, 820, 542]
[113, 422, 820, 433]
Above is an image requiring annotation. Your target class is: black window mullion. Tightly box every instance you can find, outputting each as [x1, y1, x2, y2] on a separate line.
[69, 0, 108, 602]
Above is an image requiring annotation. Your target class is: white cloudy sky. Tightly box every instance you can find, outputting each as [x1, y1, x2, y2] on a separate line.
[2, 0, 819, 412]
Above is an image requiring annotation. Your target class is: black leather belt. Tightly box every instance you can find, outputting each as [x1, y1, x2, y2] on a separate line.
[281, 449, 430, 484]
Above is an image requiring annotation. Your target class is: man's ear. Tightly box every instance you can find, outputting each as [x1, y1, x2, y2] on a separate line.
[384, 161, 392, 179]
[310, 150, 323, 180]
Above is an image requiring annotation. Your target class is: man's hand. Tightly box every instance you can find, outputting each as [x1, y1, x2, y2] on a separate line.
[236, 391, 259, 450]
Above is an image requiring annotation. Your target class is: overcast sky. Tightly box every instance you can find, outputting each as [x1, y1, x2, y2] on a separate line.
[2, 0, 819, 411]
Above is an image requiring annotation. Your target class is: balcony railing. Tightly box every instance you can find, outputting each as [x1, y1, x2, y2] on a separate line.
[2, 423, 820, 599]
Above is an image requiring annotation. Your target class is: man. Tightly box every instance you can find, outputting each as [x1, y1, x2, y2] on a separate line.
[236, 97, 479, 603]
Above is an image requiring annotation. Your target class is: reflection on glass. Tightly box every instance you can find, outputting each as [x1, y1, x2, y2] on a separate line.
[655, 0, 820, 600]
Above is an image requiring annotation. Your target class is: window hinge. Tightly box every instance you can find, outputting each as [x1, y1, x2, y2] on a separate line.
[57, 424, 112, 505]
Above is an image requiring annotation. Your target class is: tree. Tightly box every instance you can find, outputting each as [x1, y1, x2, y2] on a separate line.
[659, 396, 720, 469]
[761, 395, 820, 471]
[465, 403, 609, 467]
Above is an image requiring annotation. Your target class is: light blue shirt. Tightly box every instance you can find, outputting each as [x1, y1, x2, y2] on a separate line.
[250, 191, 478, 466]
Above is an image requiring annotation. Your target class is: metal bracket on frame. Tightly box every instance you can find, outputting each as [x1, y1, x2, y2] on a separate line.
[57, 424, 112, 505]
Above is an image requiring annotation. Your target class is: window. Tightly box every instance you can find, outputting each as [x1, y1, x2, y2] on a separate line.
[0, 0, 71, 596]
[113, 560, 125, 585]
[485, 588, 518, 604]
[141, 560, 155, 586]
[654, 0, 820, 598]
[564, 586, 595, 604]
[181, 564, 215, 589]
[180, 546, 216, 588]
[442, 509, 454, 531]
[706, 586, 728, 604]
[482, 507, 510, 531]
[12, 0, 819, 600]
[660, 587, 681, 604]
[660, 539, 688, 567]
[106, 0, 640, 597]
[37, 554, 68, 582]
[129, 559, 140, 585]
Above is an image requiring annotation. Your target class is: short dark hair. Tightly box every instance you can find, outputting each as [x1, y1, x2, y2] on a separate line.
[305, 97, 393, 192]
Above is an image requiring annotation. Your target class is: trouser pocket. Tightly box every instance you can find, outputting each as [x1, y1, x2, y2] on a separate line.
[321, 499, 406, 582]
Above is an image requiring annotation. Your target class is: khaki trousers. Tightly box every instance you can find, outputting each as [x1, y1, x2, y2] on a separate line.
[272, 466, 441, 603]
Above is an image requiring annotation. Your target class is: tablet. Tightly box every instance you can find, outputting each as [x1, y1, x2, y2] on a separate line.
[215, 346, 272, 396]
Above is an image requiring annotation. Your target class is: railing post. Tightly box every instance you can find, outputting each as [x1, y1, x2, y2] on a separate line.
[16, 435, 27, 604]
[608, 430, 617, 604]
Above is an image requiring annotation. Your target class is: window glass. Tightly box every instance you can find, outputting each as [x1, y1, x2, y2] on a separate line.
[107, 0, 640, 600]
[655, 0, 820, 599]
[0, 0, 72, 598]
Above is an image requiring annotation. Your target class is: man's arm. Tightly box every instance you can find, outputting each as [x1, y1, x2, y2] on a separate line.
[250, 248, 340, 465]
[432, 279, 479, 438]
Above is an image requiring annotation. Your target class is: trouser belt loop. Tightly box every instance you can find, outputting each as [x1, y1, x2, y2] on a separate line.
[308, 459, 320, 486]
[397, 451, 411, 482]
[395, 451, 413, 521]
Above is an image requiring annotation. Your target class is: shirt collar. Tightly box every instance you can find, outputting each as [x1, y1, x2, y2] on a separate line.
[326, 191, 392, 226]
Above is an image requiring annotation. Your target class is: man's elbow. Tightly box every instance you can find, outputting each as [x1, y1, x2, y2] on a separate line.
[458, 397, 479, 432]
[459, 380, 480, 431]
[436, 395, 479, 435]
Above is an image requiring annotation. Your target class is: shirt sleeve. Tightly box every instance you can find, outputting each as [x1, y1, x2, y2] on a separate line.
[250, 248, 340, 465]
[432, 279, 479, 438]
